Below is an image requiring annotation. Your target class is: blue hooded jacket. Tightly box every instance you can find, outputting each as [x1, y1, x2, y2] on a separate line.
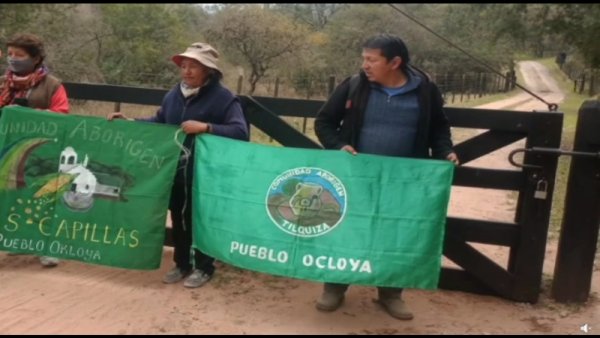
[143, 77, 249, 183]
[147, 77, 248, 140]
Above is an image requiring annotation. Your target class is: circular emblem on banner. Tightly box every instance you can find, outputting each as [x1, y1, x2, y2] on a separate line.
[266, 167, 347, 237]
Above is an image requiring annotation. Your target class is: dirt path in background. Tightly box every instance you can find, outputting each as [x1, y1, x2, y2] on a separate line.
[0, 61, 597, 334]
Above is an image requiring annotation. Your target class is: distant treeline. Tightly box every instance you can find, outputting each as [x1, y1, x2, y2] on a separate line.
[1, 4, 597, 97]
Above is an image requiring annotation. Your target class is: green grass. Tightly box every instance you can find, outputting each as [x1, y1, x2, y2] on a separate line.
[445, 89, 520, 108]
[443, 58, 592, 238]
[535, 57, 592, 237]
[446, 65, 526, 109]
[537, 58, 589, 136]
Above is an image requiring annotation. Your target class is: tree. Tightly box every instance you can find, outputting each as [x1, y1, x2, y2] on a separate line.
[273, 4, 349, 30]
[97, 4, 201, 86]
[545, 4, 600, 67]
[0, 4, 103, 82]
[433, 4, 519, 73]
[0, 4, 69, 44]
[323, 4, 435, 77]
[204, 5, 309, 95]
[282, 32, 332, 99]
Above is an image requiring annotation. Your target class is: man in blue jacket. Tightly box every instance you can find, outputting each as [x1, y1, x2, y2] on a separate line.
[314, 33, 458, 320]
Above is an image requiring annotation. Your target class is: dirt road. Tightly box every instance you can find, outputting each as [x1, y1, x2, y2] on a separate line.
[0, 61, 597, 334]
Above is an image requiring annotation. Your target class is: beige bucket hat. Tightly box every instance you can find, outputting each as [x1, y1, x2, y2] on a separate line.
[172, 42, 221, 73]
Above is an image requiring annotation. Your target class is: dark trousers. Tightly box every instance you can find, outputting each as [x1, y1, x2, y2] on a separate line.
[170, 179, 215, 275]
[325, 282, 403, 298]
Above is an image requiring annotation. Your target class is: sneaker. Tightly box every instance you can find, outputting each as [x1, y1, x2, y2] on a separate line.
[163, 266, 190, 284]
[316, 287, 345, 312]
[377, 295, 414, 320]
[39, 256, 59, 267]
[183, 269, 212, 288]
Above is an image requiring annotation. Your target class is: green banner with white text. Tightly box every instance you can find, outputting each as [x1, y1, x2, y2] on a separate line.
[0, 106, 183, 269]
[193, 135, 454, 289]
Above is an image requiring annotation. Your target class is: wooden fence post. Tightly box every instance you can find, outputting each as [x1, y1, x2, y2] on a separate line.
[504, 71, 511, 92]
[495, 74, 501, 93]
[268, 78, 282, 143]
[274, 77, 280, 97]
[510, 70, 516, 90]
[589, 71, 595, 97]
[579, 74, 586, 95]
[482, 73, 488, 95]
[237, 75, 244, 95]
[552, 100, 600, 302]
[328, 75, 336, 96]
[460, 74, 466, 102]
[466, 73, 472, 100]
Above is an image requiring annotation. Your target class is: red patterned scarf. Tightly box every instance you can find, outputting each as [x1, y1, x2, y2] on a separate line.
[0, 66, 48, 108]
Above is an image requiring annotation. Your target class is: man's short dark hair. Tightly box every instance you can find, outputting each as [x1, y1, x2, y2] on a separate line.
[362, 34, 410, 70]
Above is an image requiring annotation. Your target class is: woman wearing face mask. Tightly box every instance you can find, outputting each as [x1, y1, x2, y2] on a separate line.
[1, 33, 69, 268]
[0, 33, 69, 113]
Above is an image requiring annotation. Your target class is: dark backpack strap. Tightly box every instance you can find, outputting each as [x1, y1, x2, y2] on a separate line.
[348, 73, 361, 97]
[346, 74, 361, 109]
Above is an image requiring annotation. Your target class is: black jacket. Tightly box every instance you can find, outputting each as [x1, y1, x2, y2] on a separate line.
[314, 68, 454, 159]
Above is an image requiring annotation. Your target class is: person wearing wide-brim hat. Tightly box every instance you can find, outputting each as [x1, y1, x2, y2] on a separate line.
[109, 42, 249, 288]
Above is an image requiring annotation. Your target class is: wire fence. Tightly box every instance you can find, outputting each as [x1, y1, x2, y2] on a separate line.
[559, 59, 599, 97]
[233, 71, 517, 102]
